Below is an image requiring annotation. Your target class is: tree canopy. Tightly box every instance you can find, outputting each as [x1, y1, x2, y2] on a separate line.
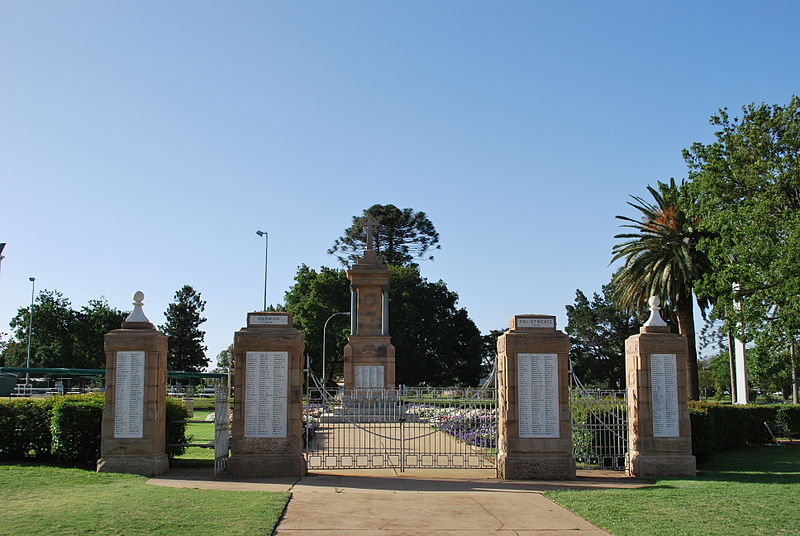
[160, 285, 208, 372]
[2, 290, 125, 369]
[684, 97, 800, 353]
[328, 204, 441, 267]
[565, 284, 639, 389]
[283, 263, 485, 386]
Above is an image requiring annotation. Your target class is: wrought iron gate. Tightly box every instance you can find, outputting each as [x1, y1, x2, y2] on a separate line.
[213, 382, 230, 477]
[304, 387, 497, 471]
[570, 388, 628, 470]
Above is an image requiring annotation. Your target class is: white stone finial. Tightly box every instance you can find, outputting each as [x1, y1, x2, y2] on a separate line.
[126, 291, 150, 323]
[643, 295, 667, 327]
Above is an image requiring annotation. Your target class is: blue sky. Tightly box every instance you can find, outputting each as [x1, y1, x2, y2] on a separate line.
[2, 1, 798, 367]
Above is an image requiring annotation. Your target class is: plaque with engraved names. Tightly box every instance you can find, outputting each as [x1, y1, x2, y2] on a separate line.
[355, 365, 384, 389]
[651, 353, 679, 437]
[517, 353, 560, 438]
[244, 351, 288, 438]
[114, 351, 145, 438]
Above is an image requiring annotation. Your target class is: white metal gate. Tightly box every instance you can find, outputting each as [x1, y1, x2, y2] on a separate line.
[304, 387, 497, 471]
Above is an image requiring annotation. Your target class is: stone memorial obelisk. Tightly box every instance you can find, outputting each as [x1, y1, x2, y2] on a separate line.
[496, 315, 575, 480]
[343, 215, 395, 390]
[228, 311, 306, 477]
[625, 296, 696, 477]
[97, 292, 169, 476]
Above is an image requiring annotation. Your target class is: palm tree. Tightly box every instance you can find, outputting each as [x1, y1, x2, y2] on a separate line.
[611, 178, 711, 400]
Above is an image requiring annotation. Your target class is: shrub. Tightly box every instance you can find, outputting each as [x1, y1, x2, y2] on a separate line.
[0, 398, 55, 460]
[689, 402, 800, 463]
[166, 397, 190, 458]
[51, 393, 104, 466]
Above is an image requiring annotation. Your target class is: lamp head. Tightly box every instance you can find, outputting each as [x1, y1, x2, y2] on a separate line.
[256, 230, 266, 237]
[29, 277, 35, 282]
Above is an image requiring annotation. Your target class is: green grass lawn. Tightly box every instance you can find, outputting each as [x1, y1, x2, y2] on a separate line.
[2, 463, 289, 536]
[546, 444, 800, 536]
[173, 409, 216, 464]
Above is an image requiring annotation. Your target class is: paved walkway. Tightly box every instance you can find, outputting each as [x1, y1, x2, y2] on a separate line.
[148, 467, 649, 536]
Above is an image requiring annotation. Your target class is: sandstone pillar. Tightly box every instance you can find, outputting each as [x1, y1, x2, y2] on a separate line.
[97, 292, 168, 476]
[228, 312, 306, 477]
[626, 297, 696, 478]
[343, 247, 395, 390]
[497, 315, 575, 479]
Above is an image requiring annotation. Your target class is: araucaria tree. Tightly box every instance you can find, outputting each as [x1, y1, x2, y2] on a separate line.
[611, 179, 711, 400]
[328, 204, 441, 267]
[161, 285, 208, 372]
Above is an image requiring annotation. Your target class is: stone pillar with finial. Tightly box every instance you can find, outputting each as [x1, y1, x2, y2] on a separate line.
[625, 296, 696, 477]
[97, 291, 169, 476]
[496, 314, 575, 480]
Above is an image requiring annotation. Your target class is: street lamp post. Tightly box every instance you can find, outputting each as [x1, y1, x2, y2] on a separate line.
[256, 230, 268, 311]
[322, 311, 351, 386]
[0, 243, 6, 275]
[26, 277, 35, 386]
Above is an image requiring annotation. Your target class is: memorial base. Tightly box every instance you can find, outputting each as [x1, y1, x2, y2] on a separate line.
[628, 453, 696, 478]
[227, 454, 306, 478]
[497, 453, 576, 480]
[96, 454, 169, 476]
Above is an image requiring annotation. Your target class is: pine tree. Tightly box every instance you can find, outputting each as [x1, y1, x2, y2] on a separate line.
[161, 285, 208, 372]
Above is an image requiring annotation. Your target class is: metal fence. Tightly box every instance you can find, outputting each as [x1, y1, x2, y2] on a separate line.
[304, 387, 497, 471]
[570, 388, 628, 470]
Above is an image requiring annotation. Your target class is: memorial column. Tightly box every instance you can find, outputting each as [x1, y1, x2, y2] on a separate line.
[228, 312, 306, 477]
[97, 292, 169, 476]
[626, 297, 696, 477]
[496, 315, 575, 479]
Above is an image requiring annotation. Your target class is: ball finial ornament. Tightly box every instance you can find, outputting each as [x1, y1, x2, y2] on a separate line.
[133, 291, 144, 303]
[648, 296, 660, 308]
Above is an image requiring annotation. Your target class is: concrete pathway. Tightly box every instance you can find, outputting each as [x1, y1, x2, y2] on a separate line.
[148, 468, 649, 536]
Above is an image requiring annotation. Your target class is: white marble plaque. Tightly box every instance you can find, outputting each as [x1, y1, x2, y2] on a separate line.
[249, 314, 289, 326]
[517, 317, 555, 329]
[651, 353, 679, 437]
[244, 351, 288, 438]
[517, 353, 560, 438]
[355, 365, 384, 389]
[114, 351, 145, 438]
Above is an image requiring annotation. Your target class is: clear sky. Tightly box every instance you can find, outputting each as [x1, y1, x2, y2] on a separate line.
[2, 1, 798, 367]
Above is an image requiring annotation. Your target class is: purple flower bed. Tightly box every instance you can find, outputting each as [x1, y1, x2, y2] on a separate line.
[406, 404, 497, 449]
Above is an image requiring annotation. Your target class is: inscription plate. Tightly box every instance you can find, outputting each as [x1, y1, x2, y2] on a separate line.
[244, 351, 288, 438]
[249, 314, 289, 326]
[651, 353, 679, 437]
[517, 317, 555, 329]
[355, 365, 384, 389]
[114, 351, 145, 438]
[518, 353, 559, 438]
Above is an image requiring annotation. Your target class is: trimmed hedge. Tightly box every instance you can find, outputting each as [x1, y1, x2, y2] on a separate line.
[0, 398, 56, 460]
[689, 402, 800, 463]
[0, 394, 189, 466]
[51, 393, 105, 466]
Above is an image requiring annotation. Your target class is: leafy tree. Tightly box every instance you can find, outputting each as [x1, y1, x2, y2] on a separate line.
[5, 290, 76, 368]
[283, 265, 351, 383]
[565, 284, 640, 389]
[328, 204, 441, 267]
[2, 291, 125, 369]
[213, 343, 234, 373]
[389, 265, 484, 386]
[161, 285, 208, 372]
[283, 264, 485, 386]
[683, 97, 800, 367]
[611, 179, 711, 399]
[72, 299, 126, 369]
